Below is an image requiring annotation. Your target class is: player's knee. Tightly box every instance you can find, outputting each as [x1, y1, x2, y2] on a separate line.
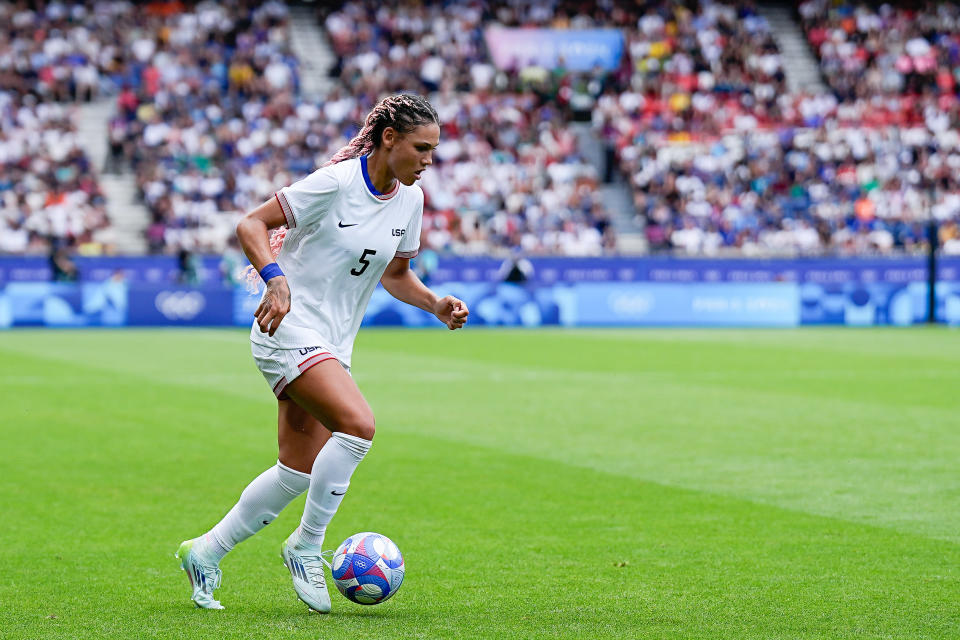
[333, 410, 375, 441]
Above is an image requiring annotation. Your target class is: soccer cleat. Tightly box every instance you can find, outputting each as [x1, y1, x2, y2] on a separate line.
[281, 533, 331, 613]
[176, 538, 225, 610]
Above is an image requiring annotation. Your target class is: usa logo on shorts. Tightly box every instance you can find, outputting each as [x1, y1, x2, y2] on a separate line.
[298, 346, 323, 356]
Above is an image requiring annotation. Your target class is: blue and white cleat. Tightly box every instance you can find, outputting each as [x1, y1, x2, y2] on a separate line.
[176, 538, 224, 610]
[281, 533, 331, 613]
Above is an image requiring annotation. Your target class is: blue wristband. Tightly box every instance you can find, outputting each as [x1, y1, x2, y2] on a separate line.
[259, 262, 284, 282]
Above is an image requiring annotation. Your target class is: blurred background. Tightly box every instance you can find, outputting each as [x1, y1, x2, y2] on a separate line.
[1, 0, 959, 329]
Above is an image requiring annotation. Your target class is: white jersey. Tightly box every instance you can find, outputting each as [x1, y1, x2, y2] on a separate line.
[249, 156, 423, 367]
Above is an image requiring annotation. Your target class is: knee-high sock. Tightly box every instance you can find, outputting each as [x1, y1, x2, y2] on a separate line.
[297, 432, 372, 547]
[201, 462, 310, 561]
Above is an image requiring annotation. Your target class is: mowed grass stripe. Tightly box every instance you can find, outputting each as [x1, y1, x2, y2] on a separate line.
[532, 326, 960, 362]
[1, 347, 958, 638]
[2, 328, 956, 415]
[354, 342, 960, 543]
[357, 328, 960, 410]
[2, 330, 959, 544]
[2, 328, 957, 409]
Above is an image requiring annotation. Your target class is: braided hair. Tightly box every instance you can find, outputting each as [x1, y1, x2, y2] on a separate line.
[324, 93, 440, 166]
[252, 94, 440, 282]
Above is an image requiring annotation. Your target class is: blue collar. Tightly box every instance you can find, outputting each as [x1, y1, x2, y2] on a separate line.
[360, 155, 385, 197]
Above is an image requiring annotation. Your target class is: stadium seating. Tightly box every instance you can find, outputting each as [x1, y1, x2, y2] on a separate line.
[4, 0, 960, 257]
[0, 97, 110, 254]
[85, 0, 614, 255]
[798, 0, 960, 100]
[595, 1, 960, 255]
[0, 3, 111, 255]
[104, 2, 303, 253]
[322, 1, 617, 255]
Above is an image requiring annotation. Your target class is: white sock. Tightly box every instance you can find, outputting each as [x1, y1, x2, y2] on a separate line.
[297, 432, 372, 548]
[200, 461, 310, 562]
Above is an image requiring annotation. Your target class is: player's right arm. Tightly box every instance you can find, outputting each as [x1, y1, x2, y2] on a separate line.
[236, 197, 290, 337]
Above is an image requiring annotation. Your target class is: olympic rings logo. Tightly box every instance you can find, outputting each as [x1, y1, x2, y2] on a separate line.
[155, 291, 206, 320]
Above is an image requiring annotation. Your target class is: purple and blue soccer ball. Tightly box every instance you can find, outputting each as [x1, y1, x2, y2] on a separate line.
[331, 532, 405, 605]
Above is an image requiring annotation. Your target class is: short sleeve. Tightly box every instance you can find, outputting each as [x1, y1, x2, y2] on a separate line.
[275, 165, 340, 229]
[396, 191, 423, 258]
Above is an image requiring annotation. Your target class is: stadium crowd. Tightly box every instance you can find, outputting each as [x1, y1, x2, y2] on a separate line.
[322, 1, 617, 255]
[61, 0, 613, 256]
[0, 95, 108, 254]
[0, 2, 114, 255]
[106, 1, 304, 254]
[798, 0, 960, 101]
[4, 0, 960, 258]
[593, 0, 960, 255]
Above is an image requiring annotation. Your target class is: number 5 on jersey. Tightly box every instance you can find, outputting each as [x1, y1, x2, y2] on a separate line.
[351, 249, 377, 276]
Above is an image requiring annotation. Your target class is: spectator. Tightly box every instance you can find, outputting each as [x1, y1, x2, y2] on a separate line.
[50, 242, 78, 281]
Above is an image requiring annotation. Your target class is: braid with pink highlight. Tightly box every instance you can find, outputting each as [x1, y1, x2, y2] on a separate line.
[247, 94, 440, 291]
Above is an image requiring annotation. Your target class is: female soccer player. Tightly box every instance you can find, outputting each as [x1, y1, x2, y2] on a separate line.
[176, 94, 468, 612]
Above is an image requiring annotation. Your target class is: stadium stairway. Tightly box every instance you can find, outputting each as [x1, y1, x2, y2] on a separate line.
[759, 3, 827, 94]
[601, 184, 645, 254]
[573, 124, 646, 254]
[289, 6, 337, 99]
[77, 100, 149, 254]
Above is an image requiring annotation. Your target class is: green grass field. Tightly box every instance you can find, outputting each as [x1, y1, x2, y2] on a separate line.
[1, 327, 959, 639]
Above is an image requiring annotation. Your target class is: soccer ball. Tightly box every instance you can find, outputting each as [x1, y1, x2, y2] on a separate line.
[331, 532, 405, 605]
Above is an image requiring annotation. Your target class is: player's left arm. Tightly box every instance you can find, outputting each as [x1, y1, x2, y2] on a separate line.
[380, 257, 468, 330]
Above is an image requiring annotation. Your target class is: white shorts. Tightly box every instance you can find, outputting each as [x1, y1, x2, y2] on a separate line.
[251, 342, 350, 399]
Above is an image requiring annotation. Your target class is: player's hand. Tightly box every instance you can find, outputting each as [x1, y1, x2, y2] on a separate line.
[434, 296, 469, 330]
[255, 276, 291, 336]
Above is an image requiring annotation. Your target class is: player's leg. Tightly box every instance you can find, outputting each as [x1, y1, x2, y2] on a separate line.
[278, 396, 333, 473]
[280, 359, 375, 612]
[285, 358, 375, 547]
[177, 400, 326, 609]
[201, 399, 328, 556]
